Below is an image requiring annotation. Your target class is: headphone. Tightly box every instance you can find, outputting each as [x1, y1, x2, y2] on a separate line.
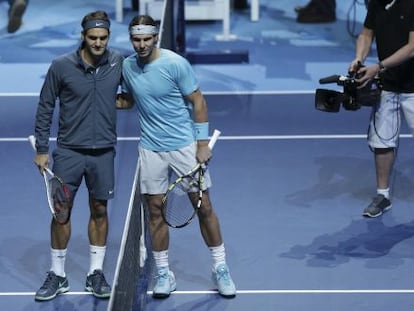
[385, 0, 396, 10]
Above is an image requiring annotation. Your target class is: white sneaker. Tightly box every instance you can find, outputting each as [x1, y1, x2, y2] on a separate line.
[152, 267, 176, 298]
[212, 263, 236, 298]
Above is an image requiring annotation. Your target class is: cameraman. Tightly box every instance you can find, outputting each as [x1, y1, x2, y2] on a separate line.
[349, 0, 414, 217]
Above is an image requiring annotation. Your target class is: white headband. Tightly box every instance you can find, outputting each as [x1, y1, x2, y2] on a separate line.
[129, 25, 159, 35]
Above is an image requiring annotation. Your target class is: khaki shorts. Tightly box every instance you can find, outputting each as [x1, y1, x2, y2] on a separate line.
[368, 91, 414, 148]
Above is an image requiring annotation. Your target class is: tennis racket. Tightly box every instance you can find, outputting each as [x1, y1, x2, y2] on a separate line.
[28, 135, 71, 224]
[161, 129, 221, 228]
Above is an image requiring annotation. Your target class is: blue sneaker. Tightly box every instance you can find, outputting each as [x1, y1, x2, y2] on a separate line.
[35, 271, 69, 301]
[212, 263, 236, 298]
[362, 194, 392, 218]
[85, 269, 111, 299]
[152, 267, 176, 298]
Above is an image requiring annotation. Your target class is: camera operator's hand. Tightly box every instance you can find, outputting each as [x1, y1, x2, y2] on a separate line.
[355, 65, 378, 88]
[348, 59, 362, 75]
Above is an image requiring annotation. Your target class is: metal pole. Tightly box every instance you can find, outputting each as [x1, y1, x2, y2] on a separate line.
[116, 0, 123, 22]
[216, 0, 236, 41]
[251, 0, 259, 21]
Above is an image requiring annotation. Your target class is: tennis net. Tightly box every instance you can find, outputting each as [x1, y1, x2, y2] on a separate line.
[107, 156, 150, 311]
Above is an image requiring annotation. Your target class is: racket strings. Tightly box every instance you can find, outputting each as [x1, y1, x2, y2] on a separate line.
[162, 167, 204, 228]
[49, 177, 71, 224]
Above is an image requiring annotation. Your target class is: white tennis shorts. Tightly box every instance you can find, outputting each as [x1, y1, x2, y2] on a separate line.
[138, 142, 212, 195]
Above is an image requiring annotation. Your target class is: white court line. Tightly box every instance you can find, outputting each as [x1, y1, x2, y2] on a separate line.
[0, 93, 39, 97]
[116, 134, 413, 141]
[0, 90, 316, 97]
[147, 289, 414, 295]
[0, 289, 414, 296]
[1, 134, 413, 143]
[0, 137, 57, 142]
[1, 289, 413, 297]
[0, 292, 92, 296]
[203, 90, 316, 95]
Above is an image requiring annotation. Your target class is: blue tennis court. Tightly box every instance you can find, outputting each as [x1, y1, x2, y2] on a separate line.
[2, 91, 414, 310]
[1, 0, 414, 310]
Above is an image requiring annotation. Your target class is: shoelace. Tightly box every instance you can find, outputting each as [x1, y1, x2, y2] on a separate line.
[216, 267, 231, 284]
[370, 195, 385, 207]
[89, 271, 108, 290]
[41, 272, 58, 289]
[155, 270, 169, 285]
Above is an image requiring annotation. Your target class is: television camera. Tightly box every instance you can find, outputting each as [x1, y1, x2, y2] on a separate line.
[315, 71, 381, 113]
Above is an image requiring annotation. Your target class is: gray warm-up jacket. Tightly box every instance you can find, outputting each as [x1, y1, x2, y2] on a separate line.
[34, 48, 124, 153]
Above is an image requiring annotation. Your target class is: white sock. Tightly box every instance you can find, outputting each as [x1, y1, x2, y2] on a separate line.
[209, 243, 226, 270]
[377, 188, 390, 199]
[153, 250, 169, 270]
[89, 245, 106, 275]
[50, 248, 67, 277]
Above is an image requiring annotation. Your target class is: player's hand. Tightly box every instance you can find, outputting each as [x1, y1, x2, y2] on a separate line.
[196, 141, 212, 164]
[34, 153, 50, 175]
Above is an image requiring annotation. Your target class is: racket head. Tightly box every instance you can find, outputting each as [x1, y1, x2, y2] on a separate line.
[28, 135, 72, 224]
[161, 166, 204, 228]
[48, 175, 72, 224]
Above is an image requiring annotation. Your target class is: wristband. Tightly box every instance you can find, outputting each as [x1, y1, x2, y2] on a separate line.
[194, 122, 209, 140]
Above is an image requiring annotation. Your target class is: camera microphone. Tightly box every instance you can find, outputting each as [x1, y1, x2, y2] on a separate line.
[319, 75, 341, 84]
[385, 0, 396, 10]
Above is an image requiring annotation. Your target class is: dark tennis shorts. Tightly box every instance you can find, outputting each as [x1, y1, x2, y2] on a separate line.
[52, 147, 116, 200]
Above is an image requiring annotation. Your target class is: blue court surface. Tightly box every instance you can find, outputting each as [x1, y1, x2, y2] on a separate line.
[2, 1, 414, 310]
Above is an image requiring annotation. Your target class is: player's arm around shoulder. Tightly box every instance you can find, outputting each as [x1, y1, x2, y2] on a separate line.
[116, 92, 134, 109]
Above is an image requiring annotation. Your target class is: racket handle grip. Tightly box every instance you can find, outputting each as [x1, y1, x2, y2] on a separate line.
[28, 135, 54, 176]
[28, 135, 36, 151]
[208, 129, 221, 150]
